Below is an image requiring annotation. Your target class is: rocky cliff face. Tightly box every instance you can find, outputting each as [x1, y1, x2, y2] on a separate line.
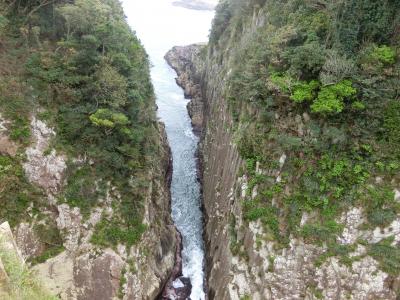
[166, 8, 400, 297]
[0, 0, 179, 297]
[55, 122, 176, 300]
[0, 221, 56, 299]
[165, 45, 205, 136]
[0, 113, 177, 299]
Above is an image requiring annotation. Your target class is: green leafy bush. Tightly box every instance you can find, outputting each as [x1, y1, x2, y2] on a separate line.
[290, 80, 319, 103]
[311, 89, 345, 114]
[269, 72, 295, 94]
[351, 101, 366, 110]
[371, 45, 396, 64]
[94, 63, 128, 108]
[311, 80, 357, 114]
[285, 40, 326, 77]
[89, 109, 129, 129]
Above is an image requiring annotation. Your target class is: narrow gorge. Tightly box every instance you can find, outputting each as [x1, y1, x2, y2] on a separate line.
[1, 1, 400, 300]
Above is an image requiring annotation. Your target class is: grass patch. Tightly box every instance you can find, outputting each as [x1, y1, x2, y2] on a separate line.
[60, 163, 106, 219]
[29, 246, 64, 266]
[27, 223, 64, 265]
[368, 237, 400, 276]
[91, 216, 147, 248]
[0, 155, 46, 227]
[300, 221, 343, 245]
[314, 243, 357, 267]
[0, 238, 57, 300]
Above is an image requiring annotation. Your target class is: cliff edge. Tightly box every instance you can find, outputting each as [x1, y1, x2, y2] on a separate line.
[166, 0, 400, 297]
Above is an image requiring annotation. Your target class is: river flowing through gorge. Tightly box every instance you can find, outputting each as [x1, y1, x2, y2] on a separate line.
[121, 1, 215, 299]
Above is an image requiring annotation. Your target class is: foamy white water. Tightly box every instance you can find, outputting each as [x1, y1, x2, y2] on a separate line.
[121, 1, 215, 299]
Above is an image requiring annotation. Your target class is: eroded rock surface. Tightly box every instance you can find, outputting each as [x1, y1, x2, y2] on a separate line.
[23, 117, 66, 197]
[33, 251, 75, 299]
[15, 222, 45, 259]
[14, 118, 178, 300]
[75, 249, 124, 300]
[165, 45, 205, 135]
[169, 41, 400, 299]
[0, 135, 17, 157]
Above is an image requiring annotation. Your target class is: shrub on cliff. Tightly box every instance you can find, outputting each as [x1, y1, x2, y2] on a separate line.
[0, 0, 158, 249]
[210, 0, 400, 271]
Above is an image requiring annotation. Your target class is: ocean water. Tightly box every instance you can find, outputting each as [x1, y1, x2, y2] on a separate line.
[121, 1, 215, 299]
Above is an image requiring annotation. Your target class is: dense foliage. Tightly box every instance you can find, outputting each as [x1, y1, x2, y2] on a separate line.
[210, 0, 400, 278]
[0, 0, 159, 252]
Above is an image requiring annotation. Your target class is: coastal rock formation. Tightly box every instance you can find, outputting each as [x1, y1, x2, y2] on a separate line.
[28, 122, 178, 300]
[0, 0, 181, 297]
[165, 45, 205, 136]
[23, 117, 67, 197]
[166, 28, 400, 298]
[3, 116, 178, 300]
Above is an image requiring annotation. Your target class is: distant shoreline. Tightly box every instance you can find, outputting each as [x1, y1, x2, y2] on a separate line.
[172, 0, 216, 11]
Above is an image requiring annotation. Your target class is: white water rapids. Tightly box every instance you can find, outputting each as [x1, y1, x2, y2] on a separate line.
[121, 1, 215, 299]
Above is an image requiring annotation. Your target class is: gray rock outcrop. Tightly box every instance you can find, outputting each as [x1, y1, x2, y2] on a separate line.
[166, 39, 400, 299]
[9, 116, 178, 299]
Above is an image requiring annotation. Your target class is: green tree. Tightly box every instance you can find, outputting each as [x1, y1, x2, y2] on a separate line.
[57, 0, 111, 39]
[93, 63, 128, 108]
[89, 108, 129, 131]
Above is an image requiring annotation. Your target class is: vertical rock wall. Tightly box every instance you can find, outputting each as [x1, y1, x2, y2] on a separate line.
[166, 29, 400, 299]
[3, 113, 178, 299]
